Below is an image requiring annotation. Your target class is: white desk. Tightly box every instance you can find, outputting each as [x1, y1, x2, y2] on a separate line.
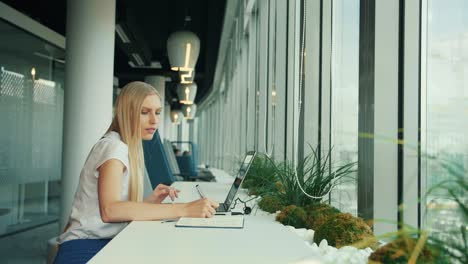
[89, 182, 319, 264]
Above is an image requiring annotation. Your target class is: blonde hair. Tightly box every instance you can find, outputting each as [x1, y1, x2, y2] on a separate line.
[107, 81, 161, 202]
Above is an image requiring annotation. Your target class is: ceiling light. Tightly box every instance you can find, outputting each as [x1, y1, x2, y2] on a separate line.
[177, 83, 197, 105]
[116, 24, 131, 43]
[182, 104, 197, 120]
[150, 61, 162, 68]
[170, 110, 183, 125]
[180, 68, 195, 84]
[131, 53, 144, 66]
[167, 31, 200, 71]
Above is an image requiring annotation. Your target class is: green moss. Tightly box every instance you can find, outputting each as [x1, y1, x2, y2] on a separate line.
[276, 205, 307, 229]
[258, 194, 285, 213]
[368, 234, 450, 264]
[304, 203, 340, 230]
[313, 213, 376, 248]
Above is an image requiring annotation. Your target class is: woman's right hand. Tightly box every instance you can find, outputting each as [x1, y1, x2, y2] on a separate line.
[183, 198, 219, 218]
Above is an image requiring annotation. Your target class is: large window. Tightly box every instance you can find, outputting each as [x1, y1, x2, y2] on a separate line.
[423, 0, 468, 236]
[0, 20, 65, 236]
[330, 0, 360, 216]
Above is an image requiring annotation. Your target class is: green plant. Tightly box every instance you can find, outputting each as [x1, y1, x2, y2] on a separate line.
[275, 205, 308, 229]
[425, 158, 468, 264]
[313, 212, 376, 249]
[368, 157, 466, 264]
[273, 145, 357, 208]
[304, 203, 340, 230]
[257, 194, 286, 213]
[241, 153, 279, 196]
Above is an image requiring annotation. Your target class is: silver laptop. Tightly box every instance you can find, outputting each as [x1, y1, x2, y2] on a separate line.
[197, 151, 256, 213]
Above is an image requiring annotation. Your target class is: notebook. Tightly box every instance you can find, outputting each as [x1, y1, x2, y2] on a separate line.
[175, 215, 244, 229]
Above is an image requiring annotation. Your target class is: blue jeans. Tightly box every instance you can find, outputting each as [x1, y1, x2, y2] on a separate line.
[53, 239, 111, 264]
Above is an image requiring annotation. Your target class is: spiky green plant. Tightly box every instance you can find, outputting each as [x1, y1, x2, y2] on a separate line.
[241, 153, 279, 196]
[273, 145, 357, 208]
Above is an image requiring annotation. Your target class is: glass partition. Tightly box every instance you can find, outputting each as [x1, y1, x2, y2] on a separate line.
[0, 20, 65, 236]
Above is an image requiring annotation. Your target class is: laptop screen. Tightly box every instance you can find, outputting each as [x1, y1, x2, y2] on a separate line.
[223, 151, 256, 210]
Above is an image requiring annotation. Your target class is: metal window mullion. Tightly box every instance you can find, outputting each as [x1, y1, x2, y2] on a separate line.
[402, 0, 422, 229]
[275, 0, 288, 161]
[285, 0, 301, 162]
[302, 0, 321, 159]
[320, 0, 333, 156]
[357, 0, 375, 224]
[419, 0, 428, 230]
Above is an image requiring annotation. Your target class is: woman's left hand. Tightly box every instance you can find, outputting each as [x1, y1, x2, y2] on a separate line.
[150, 184, 180, 203]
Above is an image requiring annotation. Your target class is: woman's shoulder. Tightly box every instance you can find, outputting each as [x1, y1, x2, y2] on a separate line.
[94, 131, 128, 153]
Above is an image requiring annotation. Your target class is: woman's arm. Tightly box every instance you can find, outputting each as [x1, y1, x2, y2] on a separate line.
[98, 159, 218, 223]
[143, 184, 180, 204]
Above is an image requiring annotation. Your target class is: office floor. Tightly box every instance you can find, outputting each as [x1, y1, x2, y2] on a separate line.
[0, 221, 58, 264]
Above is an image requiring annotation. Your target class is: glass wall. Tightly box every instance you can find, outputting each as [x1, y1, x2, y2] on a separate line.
[424, 0, 468, 237]
[0, 20, 65, 236]
[329, 0, 360, 216]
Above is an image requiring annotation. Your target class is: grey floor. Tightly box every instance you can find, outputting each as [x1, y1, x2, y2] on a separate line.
[0, 221, 58, 264]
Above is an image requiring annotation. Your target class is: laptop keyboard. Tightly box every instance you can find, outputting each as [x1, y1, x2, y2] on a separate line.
[216, 203, 226, 212]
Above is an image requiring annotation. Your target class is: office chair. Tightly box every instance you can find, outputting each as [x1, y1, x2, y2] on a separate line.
[171, 141, 215, 181]
[142, 131, 178, 187]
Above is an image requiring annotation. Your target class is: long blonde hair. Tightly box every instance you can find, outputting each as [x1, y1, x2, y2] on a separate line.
[107, 81, 160, 202]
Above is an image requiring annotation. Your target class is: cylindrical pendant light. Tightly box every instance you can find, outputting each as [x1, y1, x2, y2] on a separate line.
[182, 104, 197, 120]
[177, 83, 197, 105]
[167, 31, 200, 71]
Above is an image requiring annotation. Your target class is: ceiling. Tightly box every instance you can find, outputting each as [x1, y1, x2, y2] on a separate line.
[1, 0, 226, 107]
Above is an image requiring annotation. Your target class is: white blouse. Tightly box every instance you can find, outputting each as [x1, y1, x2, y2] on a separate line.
[59, 131, 130, 244]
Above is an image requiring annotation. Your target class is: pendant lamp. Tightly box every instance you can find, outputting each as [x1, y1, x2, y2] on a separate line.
[182, 104, 197, 119]
[177, 83, 197, 105]
[167, 31, 200, 71]
[170, 110, 183, 125]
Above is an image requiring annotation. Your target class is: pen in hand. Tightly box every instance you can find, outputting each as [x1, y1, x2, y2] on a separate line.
[195, 184, 206, 199]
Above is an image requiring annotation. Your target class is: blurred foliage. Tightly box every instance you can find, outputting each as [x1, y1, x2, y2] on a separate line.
[368, 229, 450, 264]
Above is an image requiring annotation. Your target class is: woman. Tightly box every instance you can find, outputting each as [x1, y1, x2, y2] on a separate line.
[54, 81, 218, 264]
